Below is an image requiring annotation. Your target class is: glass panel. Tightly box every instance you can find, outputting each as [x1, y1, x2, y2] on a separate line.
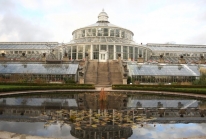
[0, 64, 78, 75]
[123, 46, 128, 53]
[98, 28, 103, 36]
[87, 29, 92, 36]
[108, 45, 114, 59]
[85, 45, 91, 59]
[100, 45, 107, 51]
[92, 29, 96, 36]
[121, 31, 125, 38]
[72, 46, 77, 53]
[81, 30, 85, 37]
[78, 53, 83, 59]
[116, 29, 120, 37]
[139, 49, 143, 55]
[93, 52, 99, 59]
[110, 29, 114, 36]
[93, 45, 99, 51]
[123, 53, 128, 59]
[68, 52, 71, 59]
[129, 53, 133, 59]
[129, 46, 133, 60]
[116, 45, 121, 53]
[75, 33, 77, 39]
[129, 46, 133, 53]
[77, 31, 81, 38]
[85, 45, 91, 53]
[135, 47, 138, 59]
[68, 46, 71, 53]
[103, 28, 108, 36]
[72, 53, 76, 59]
[143, 49, 146, 58]
[125, 32, 128, 39]
[78, 46, 83, 52]
[123, 46, 128, 60]
[101, 54, 105, 60]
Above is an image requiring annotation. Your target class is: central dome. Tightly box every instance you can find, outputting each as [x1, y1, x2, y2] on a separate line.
[97, 9, 109, 23]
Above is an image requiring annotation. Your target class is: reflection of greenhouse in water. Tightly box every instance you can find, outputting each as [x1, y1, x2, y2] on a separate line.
[70, 124, 132, 139]
[0, 92, 206, 139]
[0, 93, 205, 118]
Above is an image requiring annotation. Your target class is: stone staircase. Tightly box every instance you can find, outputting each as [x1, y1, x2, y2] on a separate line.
[85, 61, 98, 84]
[85, 61, 123, 85]
[109, 61, 122, 84]
[97, 62, 110, 85]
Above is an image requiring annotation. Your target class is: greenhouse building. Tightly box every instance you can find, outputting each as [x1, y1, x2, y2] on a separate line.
[0, 10, 206, 84]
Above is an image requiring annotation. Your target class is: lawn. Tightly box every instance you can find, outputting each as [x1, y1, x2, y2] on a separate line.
[0, 84, 95, 93]
[112, 85, 206, 95]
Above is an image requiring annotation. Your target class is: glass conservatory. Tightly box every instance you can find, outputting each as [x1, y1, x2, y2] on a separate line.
[0, 63, 78, 83]
[63, 10, 149, 62]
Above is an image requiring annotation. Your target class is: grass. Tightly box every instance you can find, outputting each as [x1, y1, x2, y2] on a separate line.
[0, 84, 95, 93]
[112, 85, 206, 95]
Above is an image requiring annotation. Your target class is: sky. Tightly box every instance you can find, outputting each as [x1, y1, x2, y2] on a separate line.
[0, 0, 206, 45]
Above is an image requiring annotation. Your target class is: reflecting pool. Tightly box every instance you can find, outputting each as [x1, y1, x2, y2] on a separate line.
[0, 91, 206, 139]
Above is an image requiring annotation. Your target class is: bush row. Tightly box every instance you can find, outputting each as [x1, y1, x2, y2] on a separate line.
[0, 82, 93, 87]
[112, 85, 206, 95]
[0, 85, 95, 93]
[112, 84, 206, 89]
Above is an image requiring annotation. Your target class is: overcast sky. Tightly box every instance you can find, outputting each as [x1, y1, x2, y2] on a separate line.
[0, 0, 206, 45]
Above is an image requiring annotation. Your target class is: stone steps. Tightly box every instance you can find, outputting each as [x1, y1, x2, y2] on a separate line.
[97, 62, 109, 85]
[85, 61, 123, 85]
[109, 61, 122, 84]
[85, 61, 97, 84]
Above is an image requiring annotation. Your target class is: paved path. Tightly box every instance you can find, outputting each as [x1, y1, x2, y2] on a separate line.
[0, 87, 206, 99]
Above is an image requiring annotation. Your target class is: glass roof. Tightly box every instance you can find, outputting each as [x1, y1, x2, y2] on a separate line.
[0, 64, 78, 74]
[0, 98, 78, 107]
[0, 44, 57, 50]
[128, 100, 198, 108]
[147, 46, 206, 53]
[128, 64, 200, 76]
[148, 46, 206, 52]
[69, 37, 135, 44]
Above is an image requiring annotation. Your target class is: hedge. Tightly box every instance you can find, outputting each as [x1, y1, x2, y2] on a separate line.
[0, 84, 95, 92]
[0, 82, 93, 87]
[112, 85, 206, 95]
[112, 84, 206, 88]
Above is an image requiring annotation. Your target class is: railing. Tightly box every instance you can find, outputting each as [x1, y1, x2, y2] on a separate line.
[107, 60, 111, 84]
[96, 60, 99, 84]
[119, 59, 124, 79]
[83, 60, 89, 82]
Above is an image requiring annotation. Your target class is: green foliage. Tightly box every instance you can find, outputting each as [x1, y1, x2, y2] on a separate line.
[69, 115, 76, 122]
[0, 84, 95, 92]
[193, 74, 206, 85]
[112, 84, 206, 94]
[63, 78, 76, 84]
[127, 76, 131, 84]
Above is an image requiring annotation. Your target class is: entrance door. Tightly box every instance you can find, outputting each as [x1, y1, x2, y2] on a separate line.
[99, 51, 107, 62]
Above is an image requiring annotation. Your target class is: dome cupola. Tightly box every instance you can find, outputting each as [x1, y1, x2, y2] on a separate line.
[97, 9, 109, 23]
